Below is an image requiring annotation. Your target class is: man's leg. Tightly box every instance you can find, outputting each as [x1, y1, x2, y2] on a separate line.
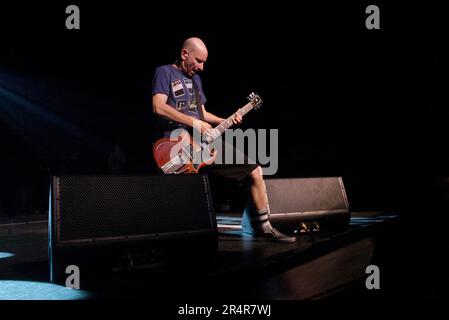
[243, 166, 296, 243]
[247, 166, 267, 212]
[205, 139, 295, 242]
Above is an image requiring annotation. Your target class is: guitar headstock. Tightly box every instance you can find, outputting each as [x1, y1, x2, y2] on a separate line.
[247, 92, 263, 110]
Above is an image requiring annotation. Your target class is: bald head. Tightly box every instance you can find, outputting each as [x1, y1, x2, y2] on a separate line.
[182, 37, 208, 56]
[178, 37, 208, 77]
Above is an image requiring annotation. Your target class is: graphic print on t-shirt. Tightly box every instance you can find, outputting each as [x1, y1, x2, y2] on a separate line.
[176, 100, 187, 110]
[171, 79, 184, 97]
[188, 99, 197, 111]
[183, 78, 193, 95]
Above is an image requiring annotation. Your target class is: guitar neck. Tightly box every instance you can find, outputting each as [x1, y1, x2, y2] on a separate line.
[213, 102, 255, 136]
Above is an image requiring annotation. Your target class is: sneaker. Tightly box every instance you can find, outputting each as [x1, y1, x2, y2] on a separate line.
[258, 227, 297, 243]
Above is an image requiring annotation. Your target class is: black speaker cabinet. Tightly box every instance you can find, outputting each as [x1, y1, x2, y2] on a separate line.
[265, 177, 351, 234]
[48, 175, 217, 285]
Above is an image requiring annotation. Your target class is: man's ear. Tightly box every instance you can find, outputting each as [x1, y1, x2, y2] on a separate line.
[181, 48, 189, 60]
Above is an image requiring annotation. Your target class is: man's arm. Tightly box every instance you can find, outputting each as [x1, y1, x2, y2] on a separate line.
[202, 105, 243, 126]
[152, 94, 212, 132]
[201, 106, 225, 125]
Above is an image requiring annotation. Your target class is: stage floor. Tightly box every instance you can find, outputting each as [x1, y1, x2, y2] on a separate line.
[0, 211, 399, 300]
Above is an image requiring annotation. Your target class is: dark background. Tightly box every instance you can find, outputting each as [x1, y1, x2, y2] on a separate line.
[1, 1, 448, 216]
[0, 2, 448, 225]
[0, 0, 449, 300]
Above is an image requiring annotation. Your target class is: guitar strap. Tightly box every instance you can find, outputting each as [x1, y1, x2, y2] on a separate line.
[191, 77, 205, 121]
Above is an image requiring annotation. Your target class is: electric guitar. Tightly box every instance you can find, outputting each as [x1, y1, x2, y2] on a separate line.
[152, 93, 263, 174]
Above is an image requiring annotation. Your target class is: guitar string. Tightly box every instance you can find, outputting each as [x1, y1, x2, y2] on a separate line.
[162, 143, 205, 172]
[162, 112, 251, 171]
[162, 118, 233, 172]
[163, 119, 234, 172]
[162, 101, 259, 172]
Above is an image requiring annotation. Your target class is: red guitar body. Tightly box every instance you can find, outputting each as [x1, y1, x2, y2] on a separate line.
[153, 133, 216, 174]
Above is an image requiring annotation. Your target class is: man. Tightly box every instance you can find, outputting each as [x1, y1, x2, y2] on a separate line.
[151, 37, 295, 243]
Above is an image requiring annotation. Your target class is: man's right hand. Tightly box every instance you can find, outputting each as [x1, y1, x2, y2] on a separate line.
[193, 119, 219, 142]
[193, 119, 213, 134]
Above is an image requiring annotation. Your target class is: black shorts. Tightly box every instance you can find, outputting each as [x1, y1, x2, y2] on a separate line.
[200, 163, 258, 184]
[199, 140, 259, 184]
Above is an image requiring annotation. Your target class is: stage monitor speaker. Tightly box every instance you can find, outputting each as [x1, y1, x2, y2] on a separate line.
[48, 174, 217, 285]
[264, 177, 351, 234]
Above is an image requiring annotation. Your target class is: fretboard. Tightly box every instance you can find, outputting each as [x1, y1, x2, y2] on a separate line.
[213, 102, 255, 136]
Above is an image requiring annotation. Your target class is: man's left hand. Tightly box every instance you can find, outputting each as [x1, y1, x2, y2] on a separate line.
[231, 113, 243, 125]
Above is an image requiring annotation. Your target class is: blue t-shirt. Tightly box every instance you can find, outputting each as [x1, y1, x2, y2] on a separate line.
[152, 64, 207, 136]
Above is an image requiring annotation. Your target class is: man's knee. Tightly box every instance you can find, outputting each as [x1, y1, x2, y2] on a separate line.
[248, 166, 264, 183]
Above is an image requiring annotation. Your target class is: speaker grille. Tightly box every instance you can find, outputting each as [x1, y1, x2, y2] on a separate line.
[266, 177, 349, 215]
[53, 175, 215, 244]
